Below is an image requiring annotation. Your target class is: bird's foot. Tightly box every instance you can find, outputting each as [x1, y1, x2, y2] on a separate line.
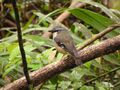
[75, 59, 83, 66]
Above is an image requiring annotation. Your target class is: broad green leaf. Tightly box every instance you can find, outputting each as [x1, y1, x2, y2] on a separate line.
[78, 0, 120, 22]
[69, 8, 114, 31]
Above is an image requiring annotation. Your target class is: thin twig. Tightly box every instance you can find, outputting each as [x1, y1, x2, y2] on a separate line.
[78, 23, 120, 50]
[11, 0, 32, 89]
[35, 81, 46, 90]
[114, 81, 120, 87]
[83, 67, 120, 85]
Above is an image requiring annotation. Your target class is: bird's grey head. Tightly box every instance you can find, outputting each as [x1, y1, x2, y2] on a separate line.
[49, 26, 66, 33]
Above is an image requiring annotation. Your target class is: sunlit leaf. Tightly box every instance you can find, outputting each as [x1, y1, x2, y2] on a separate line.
[79, 0, 120, 22]
[69, 8, 114, 31]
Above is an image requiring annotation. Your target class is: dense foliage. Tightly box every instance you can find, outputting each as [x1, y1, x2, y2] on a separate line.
[0, 0, 120, 89]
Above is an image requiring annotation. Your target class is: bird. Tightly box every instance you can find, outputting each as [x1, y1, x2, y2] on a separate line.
[49, 25, 82, 65]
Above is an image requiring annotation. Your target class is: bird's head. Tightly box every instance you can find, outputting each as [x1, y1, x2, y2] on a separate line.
[48, 26, 66, 33]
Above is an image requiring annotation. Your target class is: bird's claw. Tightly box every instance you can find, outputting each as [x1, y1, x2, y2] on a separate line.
[75, 59, 82, 66]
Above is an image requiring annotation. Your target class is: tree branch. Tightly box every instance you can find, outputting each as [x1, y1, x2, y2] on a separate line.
[78, 23, 120, 50]
[42, 0, 86, 38]
[1, 34, 120, 90]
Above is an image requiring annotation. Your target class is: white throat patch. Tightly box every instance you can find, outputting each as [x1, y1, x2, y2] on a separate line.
[53, 32, 57, 39]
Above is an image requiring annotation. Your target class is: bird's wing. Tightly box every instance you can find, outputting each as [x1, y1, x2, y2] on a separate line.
[64, 41, 79, 58]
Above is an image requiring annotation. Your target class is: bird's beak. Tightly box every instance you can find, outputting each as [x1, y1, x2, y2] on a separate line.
[48, 30, 54, 32]
[48, 26, 64, 33]
[48, 29, 59, 33]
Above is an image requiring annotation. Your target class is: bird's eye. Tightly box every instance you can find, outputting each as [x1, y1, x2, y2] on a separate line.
[59, 43, 65, 49]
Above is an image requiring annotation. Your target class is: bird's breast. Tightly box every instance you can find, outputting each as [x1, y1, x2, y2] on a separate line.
[53, 32, 57, 39]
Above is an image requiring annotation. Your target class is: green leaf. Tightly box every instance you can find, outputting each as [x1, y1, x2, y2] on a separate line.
[95, 81, 113, 90]
[24, 44, 36, 53]
[73, 22, 92, 39]
[74, 67, 96, 77]
[78, 0, 120, 22]
[104, 54, 120, 65]
[23, 15, 36, 30]
[72, 82, 82, 89]
[28, 64, 43, 71]
[2, 65, 16, 78]
[91, 60, 103, 69]
[24, 35, 54, 46]
[56, 53, 63, 61]
[0, 78, 6, 86]
[50, 75, 58, 84]
[59, 81, 71, 89]
[80, 86, 94, 90]
[69, 8, 114, 31]
[34, 8, 65, 24]
[70, 70, 84, 81]
[98, 87, 106, 90]
[8, 45, 20, 61]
